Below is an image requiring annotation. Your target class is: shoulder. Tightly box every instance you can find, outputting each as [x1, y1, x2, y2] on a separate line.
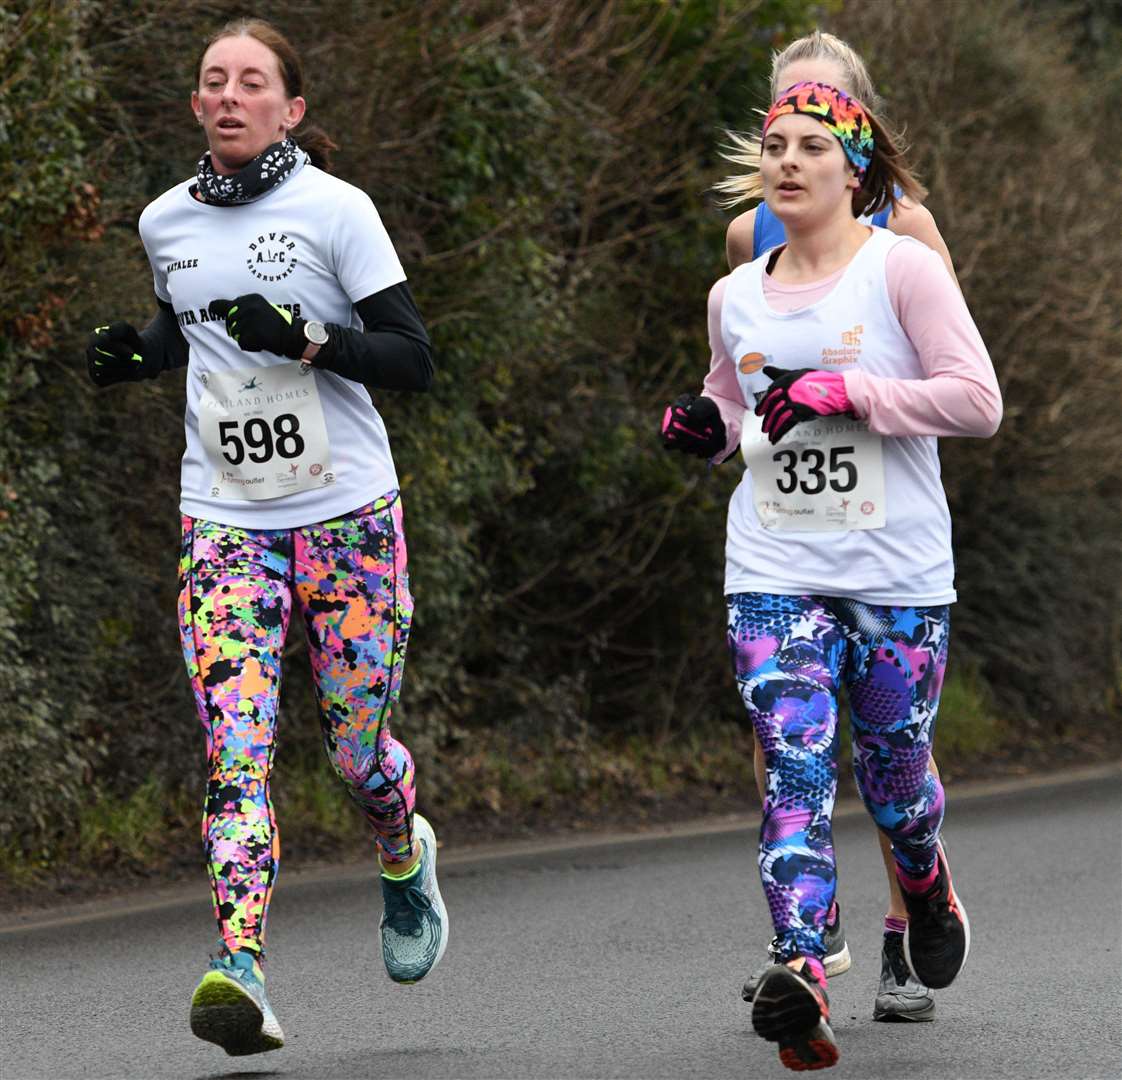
[138, 178, 194, 233]
[709, 274, 732, 306]
[725, 207, 758, 270]
[887, 197, 942, 244]
[298, 165, 377, 209]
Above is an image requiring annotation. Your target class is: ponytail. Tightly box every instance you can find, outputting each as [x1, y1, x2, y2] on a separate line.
[294, 125, 339, 172]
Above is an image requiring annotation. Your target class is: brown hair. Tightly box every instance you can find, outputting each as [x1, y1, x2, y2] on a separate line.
[714, 99, 926, 216]
[195, 18, 339, 171]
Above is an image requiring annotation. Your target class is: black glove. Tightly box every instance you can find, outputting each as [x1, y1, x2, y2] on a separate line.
[86, 322, 159, 387]
[660, 393, 727, 458]
[209, 295, 306, 359]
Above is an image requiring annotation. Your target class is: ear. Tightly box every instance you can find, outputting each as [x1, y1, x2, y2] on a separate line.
[284, 95, 307, 131]
[190, 90, 203, 125]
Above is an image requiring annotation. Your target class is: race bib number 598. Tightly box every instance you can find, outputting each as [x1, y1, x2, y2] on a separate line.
[741, 415, 886, 531]
[198, 362, 334, 501]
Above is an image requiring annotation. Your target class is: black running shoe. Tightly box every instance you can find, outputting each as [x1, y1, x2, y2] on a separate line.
[899, 839, 969, 990]
[752, 960, 839, 1072]
[873, 932, 935, 1022]
[742, 903, 851, 1002]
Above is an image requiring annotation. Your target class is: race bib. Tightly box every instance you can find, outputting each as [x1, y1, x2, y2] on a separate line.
[741, 415, 886, 531]
[198, 362, 334, 501]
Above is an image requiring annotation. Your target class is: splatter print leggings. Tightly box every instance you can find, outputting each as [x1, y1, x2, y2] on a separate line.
[178, 492, 415, 956]
[727, 592, 950, 963]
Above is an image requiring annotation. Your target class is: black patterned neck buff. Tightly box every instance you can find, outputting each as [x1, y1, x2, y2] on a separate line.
[194, 137, 305, 206]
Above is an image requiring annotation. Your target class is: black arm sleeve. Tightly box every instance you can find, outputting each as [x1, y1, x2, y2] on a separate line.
[314, 281, 434, 391]
[138, 300, 190, 374]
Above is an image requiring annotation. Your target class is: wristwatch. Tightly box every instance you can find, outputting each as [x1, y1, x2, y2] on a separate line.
[303, 320, 329, 347]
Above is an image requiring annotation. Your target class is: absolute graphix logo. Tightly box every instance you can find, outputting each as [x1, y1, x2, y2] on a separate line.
[247, 230, 300, 282]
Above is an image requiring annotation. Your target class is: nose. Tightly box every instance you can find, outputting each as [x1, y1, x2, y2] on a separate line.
[220, 78, 238, 105]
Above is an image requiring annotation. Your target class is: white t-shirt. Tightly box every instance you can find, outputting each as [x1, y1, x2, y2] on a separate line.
[720, 229, 957, 606]
[138, 159, 407, 528]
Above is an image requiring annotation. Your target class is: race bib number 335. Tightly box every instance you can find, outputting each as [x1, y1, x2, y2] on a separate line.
[198, 362, 333, 501]
[741, 415, 886, 531]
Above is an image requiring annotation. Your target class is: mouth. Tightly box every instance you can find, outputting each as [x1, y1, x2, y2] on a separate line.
[216, 117, 245, 131]
[777, 181, 803, 192]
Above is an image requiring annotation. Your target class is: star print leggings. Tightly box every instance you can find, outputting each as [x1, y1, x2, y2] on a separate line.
[178, 491, 415, 957]
[727, 592, 950, 963]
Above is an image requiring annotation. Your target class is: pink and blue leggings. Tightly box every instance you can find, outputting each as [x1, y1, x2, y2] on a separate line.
[178, 492, 415, 957]
[727, 592, 949, 963]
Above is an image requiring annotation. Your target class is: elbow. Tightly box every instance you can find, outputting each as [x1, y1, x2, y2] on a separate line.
[415, 350, 435, 392]
[974, 387, 1003, 437]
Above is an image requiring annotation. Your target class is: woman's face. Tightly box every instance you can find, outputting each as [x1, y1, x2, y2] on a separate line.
[192, 35, 305, 174]
[760, 113, 859, 227]
[774, 58, 850, 97]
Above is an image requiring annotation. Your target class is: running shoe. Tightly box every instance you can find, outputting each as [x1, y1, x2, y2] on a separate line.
[189, 950, 284, 1056]
[742, 902, 851, 1002]
[899, 839, 969, 989]
[380, 812, 448, 984]
[873, 932, 935, 1022]
[752, 959, 839, 1072]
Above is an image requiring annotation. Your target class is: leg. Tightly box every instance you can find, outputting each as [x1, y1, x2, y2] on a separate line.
[878, 754, 941, 920]
[843, 604, 948, 882]
[729, 593, 845, 1071]
[178, 517, 291, 957]
[296, 494, 446, 984]
[295, 495, 416, 863]
[728, 592, 847, 965]
[844, 603, 967, 989]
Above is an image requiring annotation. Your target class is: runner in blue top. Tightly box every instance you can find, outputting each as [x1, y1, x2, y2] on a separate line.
[721, 30, 961, 1026]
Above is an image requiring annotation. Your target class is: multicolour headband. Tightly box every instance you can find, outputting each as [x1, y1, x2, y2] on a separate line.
[762, 81, 874, 181]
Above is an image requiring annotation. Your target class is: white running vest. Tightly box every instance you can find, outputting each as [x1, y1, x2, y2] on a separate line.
[139, 161, 407, 529]
[720, 229, 957, 606]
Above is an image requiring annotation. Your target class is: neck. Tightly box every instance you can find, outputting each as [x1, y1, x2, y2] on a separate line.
[209, 135, 288, 176]
[771, 200, 869, 282]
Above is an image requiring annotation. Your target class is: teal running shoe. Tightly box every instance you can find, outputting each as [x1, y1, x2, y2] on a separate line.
[189, 950, 284, 1056]
[380, 813, 448, 983]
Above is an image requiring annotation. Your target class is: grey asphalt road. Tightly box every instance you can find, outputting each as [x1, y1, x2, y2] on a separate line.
[2, 767, 1119, 1080]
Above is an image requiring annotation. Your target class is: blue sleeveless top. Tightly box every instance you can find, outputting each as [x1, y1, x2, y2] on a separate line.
[753, 201, 892, 259]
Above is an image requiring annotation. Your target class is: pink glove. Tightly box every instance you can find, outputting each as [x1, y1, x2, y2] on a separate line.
[755, 365, 852, 444]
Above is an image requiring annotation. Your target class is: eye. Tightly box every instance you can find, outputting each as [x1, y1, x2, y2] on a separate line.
[242, 81, 264, 91]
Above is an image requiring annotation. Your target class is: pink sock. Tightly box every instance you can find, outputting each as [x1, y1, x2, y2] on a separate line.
[897, 863, 939, 894]
[801, 956, 826, 986]
[884, 915, 907, 935]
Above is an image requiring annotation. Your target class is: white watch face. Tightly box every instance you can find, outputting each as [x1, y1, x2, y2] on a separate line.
[305, 321, 329, 346]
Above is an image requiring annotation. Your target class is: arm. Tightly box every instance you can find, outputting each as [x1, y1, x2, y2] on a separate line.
[726, 207, 758, 271]
[842, 242, 1002, 438]
[700, 276, 745, 461]
[310, 281, 434, 391]
[888, 198, 959, 288]
[139, 300, 190, 373]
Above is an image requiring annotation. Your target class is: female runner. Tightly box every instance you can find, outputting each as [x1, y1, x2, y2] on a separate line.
[727, 31, 963, 1025]
[661, 78, 1000, 1069]
[86, 18, 446, 1057]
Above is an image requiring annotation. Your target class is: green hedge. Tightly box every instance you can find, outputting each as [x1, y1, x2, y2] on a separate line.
[1, 0, 1118, 874]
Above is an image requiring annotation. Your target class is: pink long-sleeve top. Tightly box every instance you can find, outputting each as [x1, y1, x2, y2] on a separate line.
[702, 239, 1002, 463]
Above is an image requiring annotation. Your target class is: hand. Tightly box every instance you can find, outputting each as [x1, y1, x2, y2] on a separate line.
[209, 295, 306, 359]
[755, 365, 852, 444]
[661, 393, 727, 458]
[86, 322, 157, 387]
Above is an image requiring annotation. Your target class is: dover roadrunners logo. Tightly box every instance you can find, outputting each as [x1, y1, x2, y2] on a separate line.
[246, 230, 299, 282]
